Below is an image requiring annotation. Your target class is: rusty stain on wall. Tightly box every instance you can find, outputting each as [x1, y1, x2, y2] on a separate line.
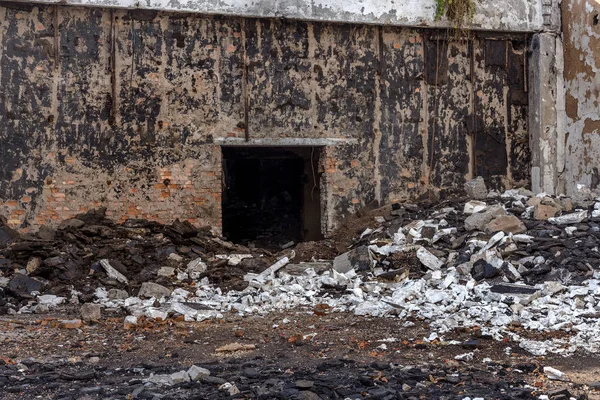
[0, 4, 530, 234]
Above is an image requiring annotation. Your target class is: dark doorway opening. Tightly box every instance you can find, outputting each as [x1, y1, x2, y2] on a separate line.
[221, 146, 323, 248]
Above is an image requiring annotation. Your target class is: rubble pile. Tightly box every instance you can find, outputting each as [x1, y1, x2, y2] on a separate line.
[3, 182, 600, 356]
[0, 208, 277, 314]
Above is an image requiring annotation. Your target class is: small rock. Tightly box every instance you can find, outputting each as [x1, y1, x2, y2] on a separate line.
[549, 210, 588, 225]
[485, 215, 526, 234]
[138, 282, 172, 299]
[295, 380, 314, 389]
[168, 253, 183, 262]
[463, 200, 487, 215]
[157, 267, 175, 277]
[215, 343, 256, 352]
[80, 303, 102, 322]
[333, 246, 372, 273]
[9, 274, 43, 294]
[543, 366, 568, 381]
[58, 319, 83, 329]
[187, 365, 211, 381]
[464, 205, 506, 231]
[108, 289, 129, 300]
[464, 176, 488, 199]
[534, 203, 561, 220]
[416, 247, 443, 270]
[170, 370, 190, 384]
[187, 258, 207, 279]
[25, 257, 42, 275]
[471, 260, 499, 281]
[490, 283, 538, 294]
[219, 382, 240, 395]
[147, 374, 173, 386]
[100, 259, 128, 284]
[124, 315, 138, 329]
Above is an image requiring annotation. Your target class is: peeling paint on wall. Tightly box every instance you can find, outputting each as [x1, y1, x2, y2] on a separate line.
[11, 0, 544, 32]
[0, 4, 530, 234]
[562, 0, 600, 191]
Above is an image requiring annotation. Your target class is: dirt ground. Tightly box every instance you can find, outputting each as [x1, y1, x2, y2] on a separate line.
[1, 308, 598, 399]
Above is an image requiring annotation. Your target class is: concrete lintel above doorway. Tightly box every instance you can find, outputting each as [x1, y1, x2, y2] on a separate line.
[216, 138, 358, 147]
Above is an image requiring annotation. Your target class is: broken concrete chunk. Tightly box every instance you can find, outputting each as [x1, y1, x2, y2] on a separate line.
[100, 259, 128, 284]
[145, 307, 169, 321]
[219, 382, 240, 395]
[333, 246, 372, 273]
[485, 215, 526, 234]
[26, 257, 42, 275]
[463, 200, 487, 215]
[187, 258, 207, 279]
[37, 294, 66, 307]
[108, 288, 129, 300]
[490, 283, 538, 294]
[471, 259, 499, 281]
[187, 365, 211, 381]
[157, 267, 175, 277]
[215, 343, 256, 352]
[9, 274, 44, 294]
[464, 176, 488, 200]
[533, 203, 561, 220]
[123, 315, 138, 329]
[80, 303, 102, 322]
[147, 374, 173, 386]
[250, 256, 290, 283]
[168, 253, 183, 263]
[138, 282, 172, 299]
[501, 263, 522, 282]
[416, 247, 443, 270]
[170, 370, 190, 384]
[543, 366, 568, 381]
[58, 319, 83, 329]
[464, 205, 506, 231]
[548, 210, 588, 225]
[285, 262, 331, 275]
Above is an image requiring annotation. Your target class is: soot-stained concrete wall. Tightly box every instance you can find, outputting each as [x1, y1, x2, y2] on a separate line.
[562, 0, 600, 192]
[0, 4, 530, 234]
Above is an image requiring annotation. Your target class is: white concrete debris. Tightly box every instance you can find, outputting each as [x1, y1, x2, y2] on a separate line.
[91, 261, 600, 357]
[543, 366, 568, 381]
[548, 210, 588, 225]
[36, 294, 66, 307]
[416, 247, 443, 270]
[216, 254, 252, 266]
[463, 200, 487, 215]
[187, 365, 211, 381]
[187, 257, 207, 279]
[100, 259, 128, 284]
[219, 382, 240, 396]
[87, 191, 600, 357]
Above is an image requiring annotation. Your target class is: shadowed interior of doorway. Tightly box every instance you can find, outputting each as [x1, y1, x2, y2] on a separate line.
[221, 146, 323, 249]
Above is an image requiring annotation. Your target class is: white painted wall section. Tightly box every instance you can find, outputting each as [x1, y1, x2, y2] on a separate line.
[12, 0, 544, 31]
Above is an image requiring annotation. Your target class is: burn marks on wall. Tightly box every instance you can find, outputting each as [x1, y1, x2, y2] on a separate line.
[0, 5, 55, 205]
[0, 3, 531, 233]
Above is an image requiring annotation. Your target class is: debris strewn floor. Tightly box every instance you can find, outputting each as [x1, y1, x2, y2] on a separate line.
[2, 183, 600, 399]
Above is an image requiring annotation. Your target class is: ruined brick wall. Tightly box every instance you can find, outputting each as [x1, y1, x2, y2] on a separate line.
[0, 4, 530, 234]
[562, 0, 600, 192]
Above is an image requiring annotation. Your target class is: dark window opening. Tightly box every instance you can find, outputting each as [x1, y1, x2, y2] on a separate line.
[221, 146, 323, 249]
